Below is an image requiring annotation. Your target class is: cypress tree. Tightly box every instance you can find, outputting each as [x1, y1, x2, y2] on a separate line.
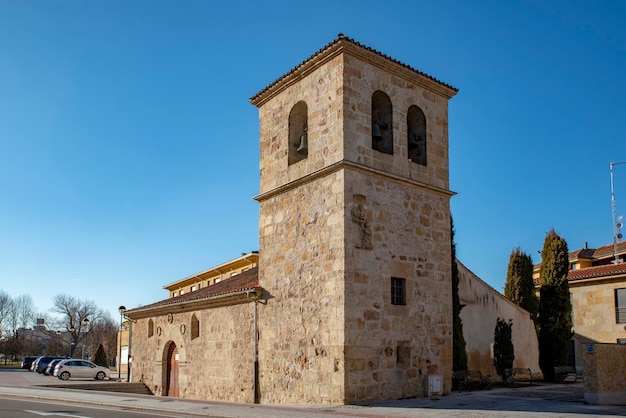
[538, 228, 572, 381]
[93, 343, 109, 368]
[451, 216, 467, 371]
[493, 318, 514, 381]
[504, 247, 538, 320]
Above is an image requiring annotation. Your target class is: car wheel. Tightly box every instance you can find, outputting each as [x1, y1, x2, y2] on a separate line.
[96, 371, 105, 380]
[59, 371, 70, 380]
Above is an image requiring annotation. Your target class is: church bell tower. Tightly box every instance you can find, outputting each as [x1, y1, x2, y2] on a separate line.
[250, 34, 458, 404]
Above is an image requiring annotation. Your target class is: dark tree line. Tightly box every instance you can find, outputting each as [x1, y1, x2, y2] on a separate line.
[503, 228, 572, 381]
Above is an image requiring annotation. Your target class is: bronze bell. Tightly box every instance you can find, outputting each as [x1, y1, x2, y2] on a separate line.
[372, 123, 383, 142]
[296, 133, 308, 155]
[408, 134, 420, 150]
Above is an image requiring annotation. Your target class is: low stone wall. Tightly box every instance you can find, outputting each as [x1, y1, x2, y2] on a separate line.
[583, 343, 626, 405]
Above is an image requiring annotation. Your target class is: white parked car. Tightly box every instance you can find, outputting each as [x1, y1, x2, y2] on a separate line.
[53, 359, 110, 380]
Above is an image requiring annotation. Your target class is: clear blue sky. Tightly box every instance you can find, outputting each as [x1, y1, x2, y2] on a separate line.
[1, 1, 625, 323]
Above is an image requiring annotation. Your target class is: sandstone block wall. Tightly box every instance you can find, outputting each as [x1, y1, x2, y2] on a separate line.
[257, 54, 345, 195]
[342, 53, 450, 191]
[583, 343, 626, 405]
[257, 173, 346, 404]
[344, 169, 452, 401]
[340, 50, 453, 401]
[131, 306, 255, 403]
[570, 280, 626, 366]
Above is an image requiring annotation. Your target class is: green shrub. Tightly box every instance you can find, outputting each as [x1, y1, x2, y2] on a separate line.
[93, 343, 109, 368]
[494, 318, 514, 381]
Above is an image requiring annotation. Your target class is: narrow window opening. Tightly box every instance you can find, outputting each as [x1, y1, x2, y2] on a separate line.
[148, 319, 154, 338]
[407, 105, 426, 165]
[391, 277, 406, 305]
[372, 91, 393, 155]
[191, 314, 200, 340]
[288, 101, 308, 165]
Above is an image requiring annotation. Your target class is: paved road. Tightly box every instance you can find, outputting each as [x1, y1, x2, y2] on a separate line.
[1, 397, 182, 418]
[1, 369, 625, 417]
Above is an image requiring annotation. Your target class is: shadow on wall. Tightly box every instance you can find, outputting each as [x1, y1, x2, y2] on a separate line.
[456, 260, 540, 379]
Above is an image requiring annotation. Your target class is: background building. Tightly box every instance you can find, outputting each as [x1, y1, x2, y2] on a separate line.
[534, 241, 626, 365]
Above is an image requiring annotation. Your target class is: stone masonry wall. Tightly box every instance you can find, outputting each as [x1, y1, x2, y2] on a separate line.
[344, 169, 452, 401]
[257, 54, 345, 195]
[131, 305, 255, 403]
[257, 173, 346, 404]
[342, 53, 450, 191]
[256, 51, 347, 405]
[341, 52, 453, 401]
[584, 343, 626, 405]
[570, 280, 626, 366]
[572, 280, 626, 342]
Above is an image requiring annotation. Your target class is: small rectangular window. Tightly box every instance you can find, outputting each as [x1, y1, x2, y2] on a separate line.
[396, 341, 411, 368]
[391, 277, 406, 306]
[616, 288, 626, 323]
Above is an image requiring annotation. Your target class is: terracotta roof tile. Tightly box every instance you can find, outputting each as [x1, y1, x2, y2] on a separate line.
[567, 263, 626, 282]
[569, 248, 595, 259]
[590, 241, 626, 258]
[126, 267, 259, 313]
[250, 33, 457, 105]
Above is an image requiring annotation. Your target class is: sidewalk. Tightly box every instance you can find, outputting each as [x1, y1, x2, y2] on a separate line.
[1, 370, 625, 417]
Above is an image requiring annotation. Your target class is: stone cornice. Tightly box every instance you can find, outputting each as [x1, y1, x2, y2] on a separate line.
[254, 160, 455, 202]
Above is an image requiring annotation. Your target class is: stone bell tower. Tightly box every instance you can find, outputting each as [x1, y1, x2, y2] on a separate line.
[250, 34, 457, 404]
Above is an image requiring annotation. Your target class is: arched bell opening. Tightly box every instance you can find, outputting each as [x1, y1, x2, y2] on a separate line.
[407, 105, 426, 165]
[288, 101, 308, 165]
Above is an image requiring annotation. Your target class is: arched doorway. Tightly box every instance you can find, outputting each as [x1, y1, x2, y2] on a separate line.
[165, 342, 179, 397]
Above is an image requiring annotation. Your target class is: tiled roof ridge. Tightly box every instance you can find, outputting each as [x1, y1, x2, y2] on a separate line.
[562, 241, 626, 260]
[533, 262, 626, 285]
[567, 262, 626, 281]
[590, 240, 626, 258]
[250, 33, 458, 104]
[126, 267, 259, 313]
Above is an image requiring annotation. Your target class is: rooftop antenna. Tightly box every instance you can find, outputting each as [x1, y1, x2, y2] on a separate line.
[610, 161, 626, 263]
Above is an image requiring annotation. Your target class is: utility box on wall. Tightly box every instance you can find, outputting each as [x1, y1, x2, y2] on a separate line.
[427, 375, 442, 396]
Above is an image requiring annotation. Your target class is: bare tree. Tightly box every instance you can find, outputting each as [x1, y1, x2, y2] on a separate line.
[85, 312, 118, 364]
[51, 294, 101, 357]
[0, 291, 14, 337]
[13, 295, 36, 329]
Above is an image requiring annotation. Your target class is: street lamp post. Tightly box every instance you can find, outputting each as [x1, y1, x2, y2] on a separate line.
[610, 162, 626, 263]
[68, 327, 76, 357]
[81, 318, 90, 360]
[118, 306, 126, 380]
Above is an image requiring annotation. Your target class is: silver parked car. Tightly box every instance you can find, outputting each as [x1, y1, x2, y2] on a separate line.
[53, 359, 110, 380]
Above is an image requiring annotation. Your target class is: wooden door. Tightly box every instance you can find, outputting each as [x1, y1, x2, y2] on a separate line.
[165, 343, 179, 397]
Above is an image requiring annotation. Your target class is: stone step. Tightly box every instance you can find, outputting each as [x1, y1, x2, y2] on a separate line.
[42, 382, 153, 395]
